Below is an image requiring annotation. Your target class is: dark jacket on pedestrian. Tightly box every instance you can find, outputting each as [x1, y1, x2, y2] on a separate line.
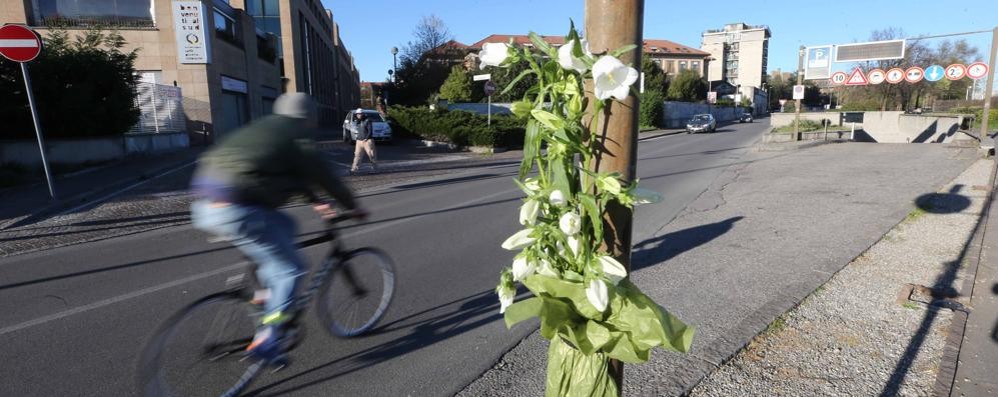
[191, 114, 357, 209]
[353, 117, 373, 140]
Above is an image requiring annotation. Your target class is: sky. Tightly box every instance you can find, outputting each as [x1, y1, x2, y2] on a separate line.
[323, 0, 998, 83]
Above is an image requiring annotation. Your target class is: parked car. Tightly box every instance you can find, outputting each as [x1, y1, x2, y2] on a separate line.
[738, 113, 753, 123]
[686, 114, 717, 133]
[342, 109, 392, 143]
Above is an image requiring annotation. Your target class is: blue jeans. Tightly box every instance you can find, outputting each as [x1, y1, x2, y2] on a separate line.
[191, 200, 306, 321]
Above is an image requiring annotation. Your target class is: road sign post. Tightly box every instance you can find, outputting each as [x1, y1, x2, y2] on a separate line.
[795, 45, 804, 141]
[980, 27, 998, 144]
[1, 25, 55, 199]
[483, 80, 496, 126]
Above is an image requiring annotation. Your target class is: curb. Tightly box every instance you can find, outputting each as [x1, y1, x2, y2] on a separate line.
[933, 156, 998, 396]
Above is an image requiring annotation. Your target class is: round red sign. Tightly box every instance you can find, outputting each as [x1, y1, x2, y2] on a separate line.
[0, 25, 42, 63]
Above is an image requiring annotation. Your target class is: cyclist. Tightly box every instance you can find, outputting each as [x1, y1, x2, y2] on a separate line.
[190, 93, 366, 364]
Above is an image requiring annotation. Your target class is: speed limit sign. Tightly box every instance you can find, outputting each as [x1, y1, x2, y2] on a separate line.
[830, 72, 847, 85]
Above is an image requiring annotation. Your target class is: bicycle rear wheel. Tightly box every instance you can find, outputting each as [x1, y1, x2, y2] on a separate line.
[317, 247, 396, 337]
[137, 293, 264, 397]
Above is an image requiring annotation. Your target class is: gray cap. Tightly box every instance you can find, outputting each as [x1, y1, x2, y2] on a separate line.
[273, 93, 316, 119]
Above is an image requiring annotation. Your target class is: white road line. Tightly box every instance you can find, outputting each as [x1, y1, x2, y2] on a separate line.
[0, 262, 245, 336]
[56, 160, 197, 217]
[1, 184, 522, 334]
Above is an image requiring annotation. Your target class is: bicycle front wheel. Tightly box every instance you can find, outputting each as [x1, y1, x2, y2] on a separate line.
[137, 293, 263, 397]
[317, 247, 396, 337]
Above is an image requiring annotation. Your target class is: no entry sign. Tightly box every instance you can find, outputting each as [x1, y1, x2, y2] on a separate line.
[0, 25, 42, 63]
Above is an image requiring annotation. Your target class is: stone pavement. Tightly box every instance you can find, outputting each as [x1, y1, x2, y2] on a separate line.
[459, 143, 980, 396]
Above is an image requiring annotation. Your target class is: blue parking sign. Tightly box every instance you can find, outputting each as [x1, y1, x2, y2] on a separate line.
[924, 65, 944, 82]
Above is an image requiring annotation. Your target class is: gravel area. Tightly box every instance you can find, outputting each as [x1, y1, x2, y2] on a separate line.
[689, 159, 991, 397]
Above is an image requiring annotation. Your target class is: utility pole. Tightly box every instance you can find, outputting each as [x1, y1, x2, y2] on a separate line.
[980, 27, 998, 144]
[795, 45, 804, 141]
[585, 0, 643, 392]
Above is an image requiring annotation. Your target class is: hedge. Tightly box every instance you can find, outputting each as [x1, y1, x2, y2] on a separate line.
[387, 106, 525, 148]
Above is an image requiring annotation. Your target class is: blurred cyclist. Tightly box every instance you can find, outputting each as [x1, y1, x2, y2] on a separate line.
[190, 93, 366, 364]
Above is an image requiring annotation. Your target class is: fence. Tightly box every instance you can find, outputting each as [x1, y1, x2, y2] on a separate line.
[127, 82, 186, 135]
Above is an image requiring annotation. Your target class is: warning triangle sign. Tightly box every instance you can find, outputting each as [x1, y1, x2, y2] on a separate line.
[844, 68, 868, 85]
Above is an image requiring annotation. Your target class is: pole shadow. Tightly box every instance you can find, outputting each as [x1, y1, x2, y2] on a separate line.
[631, 216, 744, 270]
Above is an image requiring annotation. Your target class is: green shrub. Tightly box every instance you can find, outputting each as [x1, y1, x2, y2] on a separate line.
[639, 90, 664, 128]
[0, 27, 140, 139]
[387, 106, 525, 148]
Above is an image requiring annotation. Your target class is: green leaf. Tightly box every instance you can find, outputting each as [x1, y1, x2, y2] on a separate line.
[520, 120, 540, 179]
[578, 193, 603, 242]
[504, 297, 542, 328]
[531, 109, 565, 131]
[528, 32, 553, 54]
[501, 68, 536, 96]
[609, 44, 638, 58]
[549, 157, 573, 200]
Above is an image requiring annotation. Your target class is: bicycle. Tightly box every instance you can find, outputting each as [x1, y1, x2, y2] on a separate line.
[137, 210, 396, 397]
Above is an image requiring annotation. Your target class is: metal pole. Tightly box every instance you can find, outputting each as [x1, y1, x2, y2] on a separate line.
[979, 26, 998, 144]
[487, 94, 492, 126]
[21, 63, 56, 199]
[795, 45, 804, 141]
[585, 0, 642, 391]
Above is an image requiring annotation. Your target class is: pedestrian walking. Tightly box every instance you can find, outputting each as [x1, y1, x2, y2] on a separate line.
[350, 109, 377, 174]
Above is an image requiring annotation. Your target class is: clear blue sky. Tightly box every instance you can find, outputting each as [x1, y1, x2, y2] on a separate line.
[323, 0, 998, 83]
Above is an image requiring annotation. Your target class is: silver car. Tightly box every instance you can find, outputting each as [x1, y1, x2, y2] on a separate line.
[686, 114, 717, 133]
[342, 109, 393, 143]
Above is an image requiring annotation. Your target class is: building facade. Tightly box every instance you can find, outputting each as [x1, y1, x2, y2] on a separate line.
[701, 22, 771, 102]
[240, 0, 360, 127]
[4, 0, 285, 140]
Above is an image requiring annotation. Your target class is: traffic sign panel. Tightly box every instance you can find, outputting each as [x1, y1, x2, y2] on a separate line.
[968, 62, 989, 80]
[0, 25, 42, 63]
[844, 68, 868, 85]
[886, 68, 905, 84]
[904, 66, 924, 83]
[867, 69, 886, 85]
[945, 64, 967, 80]
[792, 84, 805, 99]
[924, 65, 944, 82]
[830, 72, 847, 85]
[484, 80, 496, 96]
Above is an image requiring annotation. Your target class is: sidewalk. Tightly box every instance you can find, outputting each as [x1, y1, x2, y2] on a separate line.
[951, 157, 998, 396]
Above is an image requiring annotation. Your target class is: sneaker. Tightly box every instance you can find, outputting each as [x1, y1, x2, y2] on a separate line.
[246, 326, 288, 365]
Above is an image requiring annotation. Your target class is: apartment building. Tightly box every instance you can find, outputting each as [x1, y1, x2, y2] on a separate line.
[240, 0, 361, 126]
[701, 22, 771, 102]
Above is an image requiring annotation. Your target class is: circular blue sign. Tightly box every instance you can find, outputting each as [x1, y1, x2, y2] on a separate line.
[924, 65, 945, 82]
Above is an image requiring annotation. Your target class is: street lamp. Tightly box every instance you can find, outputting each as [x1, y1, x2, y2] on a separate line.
[390, 46, 398, 84]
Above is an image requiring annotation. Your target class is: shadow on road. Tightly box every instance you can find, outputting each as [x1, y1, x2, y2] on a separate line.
[631, 216, 744, 270]
[880, 184, 981, 396]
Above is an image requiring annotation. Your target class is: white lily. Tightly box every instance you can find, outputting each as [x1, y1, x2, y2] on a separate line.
[501, 229, 536, 250]
[559, 211, 582, 235]
[479, 42, 510, 69]
[524, 178, 541, 192]
[537, 258, 559, 277]
[567, 235, 581, 257]
[597, 255, 628, 285]
[632, 187, 663, 205]
[586, 279, 609, 312]
[596, 175, 622, 195]
[497, 284, 516, 314]
[557, 39, 590, 73]
[549, 190, 567, 206]
[519, 199, 540, 225]
[512, 257, 536, 282]
[592, 55, 639, 100]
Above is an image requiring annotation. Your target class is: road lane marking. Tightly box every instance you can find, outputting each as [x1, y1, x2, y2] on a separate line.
[0, 262, 245, 336]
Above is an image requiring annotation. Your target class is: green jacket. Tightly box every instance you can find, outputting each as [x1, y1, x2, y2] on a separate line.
[192, 115, 357, 209]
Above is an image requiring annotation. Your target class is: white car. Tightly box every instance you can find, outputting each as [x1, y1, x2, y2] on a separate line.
[342, 109, 392, 143]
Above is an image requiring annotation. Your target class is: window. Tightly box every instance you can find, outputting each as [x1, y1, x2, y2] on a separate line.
[214, 10, 239, 43]
[691, 61, 700, 74]
[32, 0, 154, 27]
[679, 61, 688, 71]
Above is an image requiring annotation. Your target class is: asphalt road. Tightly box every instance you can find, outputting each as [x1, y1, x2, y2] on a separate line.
[0, 120, 769, 397]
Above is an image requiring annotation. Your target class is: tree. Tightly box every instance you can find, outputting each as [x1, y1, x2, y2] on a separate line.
[666, 69, 706, 102]
[391, 15, 456, 105]
[0, 27, 139, 139]
[482, 60, 537, 102]
[639, 58, 667, 127]
[439, 65, 472, 102]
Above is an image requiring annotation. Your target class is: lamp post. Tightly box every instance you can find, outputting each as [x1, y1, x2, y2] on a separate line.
[390, 46, 398, 84]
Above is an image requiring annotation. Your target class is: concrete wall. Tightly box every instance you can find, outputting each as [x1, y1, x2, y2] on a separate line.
[1, 133, 189, 167]
[662, 102, 747, 128]
[858, 112, 966, 143]
[770, 112, 842, 128]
